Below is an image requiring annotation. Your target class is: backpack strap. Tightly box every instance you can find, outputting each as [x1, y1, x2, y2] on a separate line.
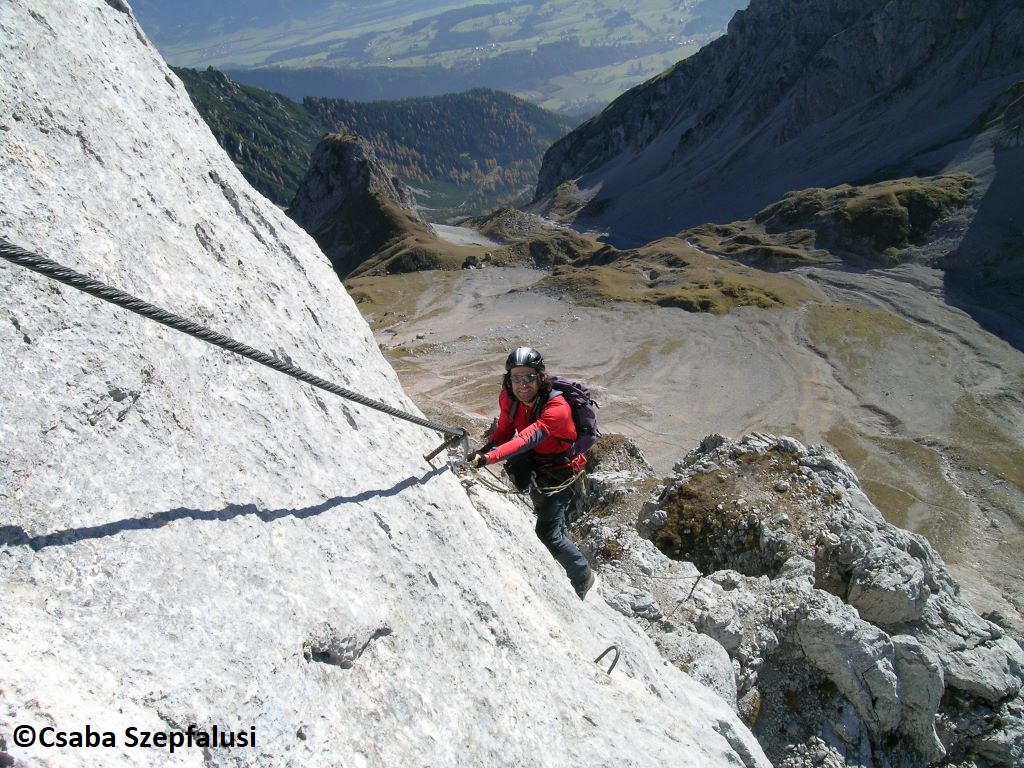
[508, 391, 573, 449]
[507, 389, 550, 423]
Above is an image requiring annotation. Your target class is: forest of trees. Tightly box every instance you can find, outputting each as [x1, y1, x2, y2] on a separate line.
[305, 89, 573, 214]
[174, 67, 573, 219]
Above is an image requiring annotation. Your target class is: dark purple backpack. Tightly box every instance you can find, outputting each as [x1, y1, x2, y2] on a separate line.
[512, 374, 600, 457]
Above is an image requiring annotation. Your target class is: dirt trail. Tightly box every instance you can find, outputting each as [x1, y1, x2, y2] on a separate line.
[358, 263, 1024, 635]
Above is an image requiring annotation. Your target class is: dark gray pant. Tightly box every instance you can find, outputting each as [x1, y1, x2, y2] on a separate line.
[532, 482, 591, 589]
[506, 455, 590, 589]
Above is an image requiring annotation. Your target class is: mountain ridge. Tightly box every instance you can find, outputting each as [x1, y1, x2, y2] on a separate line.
[170, 66, 325, 206]
[304, 88, 573, 219]
[534, 0, 1024, 248]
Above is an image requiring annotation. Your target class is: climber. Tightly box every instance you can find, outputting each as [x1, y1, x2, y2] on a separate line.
[467, 347, 596, 600]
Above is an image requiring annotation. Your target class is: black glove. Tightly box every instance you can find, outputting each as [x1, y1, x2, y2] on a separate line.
[466, 451, 489, 469]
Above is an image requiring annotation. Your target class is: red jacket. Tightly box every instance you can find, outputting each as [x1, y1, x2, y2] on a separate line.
[484, 388, 585, 471]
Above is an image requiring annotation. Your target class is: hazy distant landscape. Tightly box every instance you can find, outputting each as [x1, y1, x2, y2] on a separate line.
[132, 0, 748, 114]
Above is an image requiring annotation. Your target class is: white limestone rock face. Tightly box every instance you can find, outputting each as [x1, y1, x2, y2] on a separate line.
[0, 2, 767, 767]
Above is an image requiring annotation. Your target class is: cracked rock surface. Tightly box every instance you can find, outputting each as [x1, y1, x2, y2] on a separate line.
[576, 433, 1024, 767]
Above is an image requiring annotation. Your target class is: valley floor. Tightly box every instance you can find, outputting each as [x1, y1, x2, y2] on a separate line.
[352, 263, 1024, 638]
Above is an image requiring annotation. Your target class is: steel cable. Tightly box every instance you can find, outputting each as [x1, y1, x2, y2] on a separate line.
[0, 237, 465, 439]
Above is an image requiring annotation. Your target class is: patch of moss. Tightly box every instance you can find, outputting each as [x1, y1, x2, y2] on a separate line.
[492, 229, 603, 268]
[543, 180, 593, 222]
[952, 392, 1024, 490]
[755, 174, 973, 265]
[821, 423, 870, 474]
[599, 538, 626, 561]
[841, 192, 913, 261]
[344, 270, 460, 328]
[805, 303, 935, 376]
[617, 339, 657, 371]
[525, 266, 608, 303]
[651, 275, 792, 314]
[652, 473, 727, 563]
[351, 232, 489, 277]
[529, 241, 818, 314]
[459, 207, 551, 243]
[651, 450, 810, 576]
[683, 223, 836, 271]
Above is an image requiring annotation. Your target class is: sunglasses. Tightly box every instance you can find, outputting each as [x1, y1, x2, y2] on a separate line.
[510, 373, 538, 384]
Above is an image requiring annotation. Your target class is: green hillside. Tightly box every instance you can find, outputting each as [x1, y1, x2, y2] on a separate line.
[172, 67, 325, 206]
[305, 90, 573, 219]
[174, 67, 571, 218]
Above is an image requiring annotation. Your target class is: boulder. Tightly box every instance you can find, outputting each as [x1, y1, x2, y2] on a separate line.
[794, 596, 901, 739]
[892, 634, 946, 762]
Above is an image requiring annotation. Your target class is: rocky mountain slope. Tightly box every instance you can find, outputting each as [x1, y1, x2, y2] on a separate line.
[0, 2, 765, 766]
[534, 0, 1024, 259]
[286, 133, 432, 278]
[286, 133, 501, 278]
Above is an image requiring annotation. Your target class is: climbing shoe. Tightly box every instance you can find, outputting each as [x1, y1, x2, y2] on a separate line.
[575, 570, 596, 601]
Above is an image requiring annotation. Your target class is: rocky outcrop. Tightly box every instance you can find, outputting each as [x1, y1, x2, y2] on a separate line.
[579, 433, 1024, 767]
[534, 0, 1024, 249]
[752, 174, 975, 267]
[287, 133, 428, 278]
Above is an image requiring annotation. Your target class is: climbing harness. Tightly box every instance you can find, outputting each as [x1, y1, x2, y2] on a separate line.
[471, 466, 526, 495]
[531, 469, 585, 497]
[0, 238, 466, 443]
[452, 460, 586, 501]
